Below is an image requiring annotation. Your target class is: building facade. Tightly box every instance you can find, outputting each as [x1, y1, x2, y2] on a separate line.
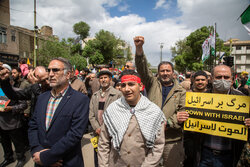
[224, 39, 250, 74]
[0, 0, 54, 66]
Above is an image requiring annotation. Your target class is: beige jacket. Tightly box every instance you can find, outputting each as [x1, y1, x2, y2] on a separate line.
[89, 86, 122, 130]
[180, 79, 191, 91]
[135, 54, 186, 142]
[98, 115, 165, 167]
[70, 76, 87, 95]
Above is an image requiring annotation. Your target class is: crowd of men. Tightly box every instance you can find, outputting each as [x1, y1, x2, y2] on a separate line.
[0, 36, 249, 167]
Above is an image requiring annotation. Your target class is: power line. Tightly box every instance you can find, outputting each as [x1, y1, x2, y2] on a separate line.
[0, 4, 33, 13]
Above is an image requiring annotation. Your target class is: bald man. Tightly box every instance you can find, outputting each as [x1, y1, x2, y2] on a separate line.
[178, 65, 249, 167]
[125, 61, 135, 71]
[0, 65, 51, 116]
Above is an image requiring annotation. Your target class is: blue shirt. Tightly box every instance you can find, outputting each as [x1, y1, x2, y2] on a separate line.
[162, 85, 174, 108]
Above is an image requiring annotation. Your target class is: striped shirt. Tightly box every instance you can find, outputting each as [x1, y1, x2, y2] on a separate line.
[45, 86, 69, 131]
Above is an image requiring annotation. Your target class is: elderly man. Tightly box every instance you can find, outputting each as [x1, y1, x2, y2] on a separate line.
[89, 69, 122, 166]
[179, 65, 250, 167]
[89, 69, 122, 136]
[28, 57, 89, 167]
[98, 70, 166, 166]
[134, 36, 186, 167]
[125, 61, 136, 70]
[0, 66, 50, 116]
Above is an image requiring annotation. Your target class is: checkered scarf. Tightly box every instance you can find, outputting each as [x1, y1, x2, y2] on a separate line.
[103, 95, 166, 151]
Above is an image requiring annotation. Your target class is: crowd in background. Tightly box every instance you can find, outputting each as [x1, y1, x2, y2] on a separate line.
[0, 36, 249, 167]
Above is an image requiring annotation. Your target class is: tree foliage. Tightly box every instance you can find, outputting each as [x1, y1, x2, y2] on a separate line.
[73, 21, 90, 41]
[38, 37, 87, 70]
[82, 29, 131, 66]
[171, 26, 230, 72]
[38, 37, 70, 67]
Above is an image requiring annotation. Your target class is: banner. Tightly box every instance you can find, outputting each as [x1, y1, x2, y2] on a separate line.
[184, 92, 249, 141]
[0, 88, 11, 112]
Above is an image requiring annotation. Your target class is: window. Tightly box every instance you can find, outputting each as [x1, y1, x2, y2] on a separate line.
[0, 27, 7, 44]
[11, 30, 16, 42]
[236, 46, 241, 50]
[246, 46, 250, 50]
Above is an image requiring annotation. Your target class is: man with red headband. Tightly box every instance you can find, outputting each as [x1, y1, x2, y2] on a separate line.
[98, 70, 166, 166]
[134, 36, 186, 167]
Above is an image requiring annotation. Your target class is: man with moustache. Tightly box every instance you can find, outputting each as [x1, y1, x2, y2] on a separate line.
[98, 70, 166, 166]
[180, 71, 209, 167]
[89, 68, 122, 166]
[28, 57, 89, 167]
[124, 61, 136, 71]
[179, 65, 250, 167]
[134, 36, 186, 167]
[11, 67, 30, 89]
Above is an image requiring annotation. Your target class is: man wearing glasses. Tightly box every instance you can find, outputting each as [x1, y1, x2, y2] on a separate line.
[28, 57, 89, 167]
[125, 61, 135, 71]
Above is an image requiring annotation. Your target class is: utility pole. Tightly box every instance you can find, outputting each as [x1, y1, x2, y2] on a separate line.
[159, 43, 164, 62]
[33, 0, 37, 67]
[214, 23, 216, 67]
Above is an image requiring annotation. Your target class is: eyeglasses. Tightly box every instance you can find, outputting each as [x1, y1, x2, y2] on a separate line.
[47, 68, 65, 73]
[125, 65, 130, 68]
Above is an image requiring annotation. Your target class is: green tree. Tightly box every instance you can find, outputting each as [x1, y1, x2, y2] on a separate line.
[38, 37, 70, 67]
[95, 30, 120, 64]
[69, 54, 87, 70]
[82, 29, 131, 66]
[38, 37, 87, 69]
[171, 26, 229, 72]
[73, 21, 90, 41]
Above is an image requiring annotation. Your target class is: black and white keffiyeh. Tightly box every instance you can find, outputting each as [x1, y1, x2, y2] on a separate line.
[103, 95, 166, 151]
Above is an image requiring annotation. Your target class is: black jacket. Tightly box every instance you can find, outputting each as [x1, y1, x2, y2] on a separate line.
[0, 78, 50, 117]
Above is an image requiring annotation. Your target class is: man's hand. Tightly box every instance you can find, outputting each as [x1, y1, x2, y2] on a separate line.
[245, 118, 250, 127]
[27, 69, 39, 84]
[0, 68, 10, 80]
[95, 128, 101, 135]
[133, 36, 144, 56]
[33, 149, 63, 167]
[32, 149, 49, 165]
[50, 160, 63, 167]
[33, 151, 43, 165]
[177, 111, 189, 123]
[3, 106, 12, 112]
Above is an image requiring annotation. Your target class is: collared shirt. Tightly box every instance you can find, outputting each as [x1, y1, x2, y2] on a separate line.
[161, 84, 174, 108]
[45, 86, 69, 130]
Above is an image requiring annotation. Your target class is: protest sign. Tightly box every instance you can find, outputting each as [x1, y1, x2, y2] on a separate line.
[184, 92, 249, 141]
[0, 88, 10, 112]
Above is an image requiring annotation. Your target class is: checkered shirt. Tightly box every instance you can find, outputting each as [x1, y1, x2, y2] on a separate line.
[45, 87, 68, 131]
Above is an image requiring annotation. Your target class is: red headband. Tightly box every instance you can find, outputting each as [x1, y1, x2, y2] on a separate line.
[121, 75, 141, 83]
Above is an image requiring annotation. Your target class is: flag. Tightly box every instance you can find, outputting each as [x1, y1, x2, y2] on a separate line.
[240, 5, 250, 35]
[235, 74, 239, 88]
[202, 38, 210, 62]
[27, 58, 31, 65]
[210, 25, 216, 57]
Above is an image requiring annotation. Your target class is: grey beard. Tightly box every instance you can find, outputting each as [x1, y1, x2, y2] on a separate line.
[161, 78, 173, 85]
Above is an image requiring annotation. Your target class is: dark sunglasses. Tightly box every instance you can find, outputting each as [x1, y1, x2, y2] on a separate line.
[125, 65, 130, 68]
[47, 68, 65, 73]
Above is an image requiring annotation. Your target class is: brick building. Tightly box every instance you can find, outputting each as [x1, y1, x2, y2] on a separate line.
[0, 0, 54, 66]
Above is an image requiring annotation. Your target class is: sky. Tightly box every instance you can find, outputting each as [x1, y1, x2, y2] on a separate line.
[9, 0, 250, 66]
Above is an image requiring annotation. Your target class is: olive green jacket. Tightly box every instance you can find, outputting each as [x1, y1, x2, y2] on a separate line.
[135, 53, 186, 142]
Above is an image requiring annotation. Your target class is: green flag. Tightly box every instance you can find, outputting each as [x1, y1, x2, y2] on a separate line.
[240, 5, 250, 35]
